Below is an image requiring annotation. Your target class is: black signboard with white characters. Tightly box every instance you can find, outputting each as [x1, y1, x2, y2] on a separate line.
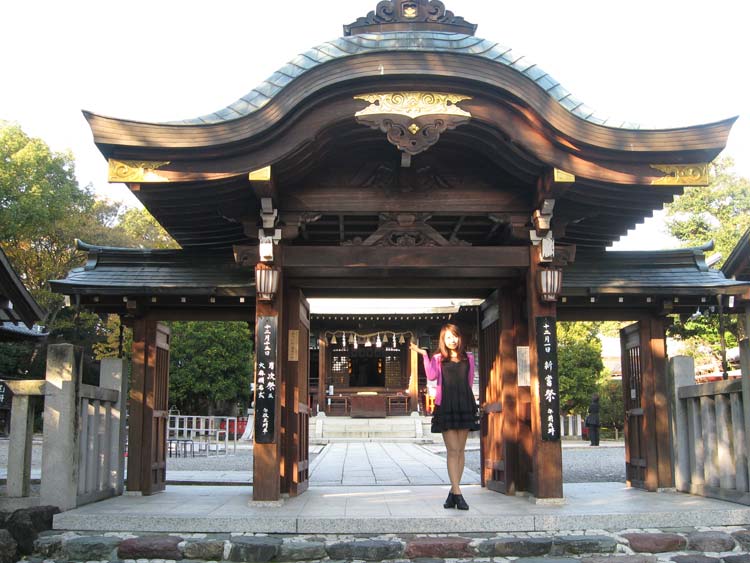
[536, 316, 560, 441]
[254, 316, 278, 444]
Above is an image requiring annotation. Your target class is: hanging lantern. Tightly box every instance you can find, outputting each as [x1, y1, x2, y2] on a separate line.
[365, 336, 372, 347]
[353, 337, 359, 349]
[538, 267, 563, 302]
[392, 333, 397, 347]
[375, 333, 382, 348]
[331, 334, 338, 345]
[255, 263, 280, 302]
[399, 334, 406, 345]
[348, 333, 355, 345]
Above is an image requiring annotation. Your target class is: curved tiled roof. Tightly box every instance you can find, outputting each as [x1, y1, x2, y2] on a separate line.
[174, 31, 641, 129]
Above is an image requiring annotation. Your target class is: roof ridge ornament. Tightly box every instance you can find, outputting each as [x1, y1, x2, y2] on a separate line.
[344, 0, 477, 36]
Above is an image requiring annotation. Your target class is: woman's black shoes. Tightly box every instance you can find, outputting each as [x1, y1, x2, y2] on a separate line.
[444, 492, 469, 510]
[454, 494, 469, 510]
[443, 492, 456, 509]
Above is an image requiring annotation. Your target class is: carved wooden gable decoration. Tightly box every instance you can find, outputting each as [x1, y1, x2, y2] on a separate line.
[344, 0, 477, 36]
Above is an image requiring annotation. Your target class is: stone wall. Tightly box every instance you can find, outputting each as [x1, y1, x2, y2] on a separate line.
[22, 526, 750, 563]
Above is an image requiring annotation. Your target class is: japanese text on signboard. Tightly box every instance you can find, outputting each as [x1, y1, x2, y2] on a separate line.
[254, 316, 277, 443]
[536, 316, 560, 441]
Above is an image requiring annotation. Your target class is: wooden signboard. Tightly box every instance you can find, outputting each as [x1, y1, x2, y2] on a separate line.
[255, 316, 278, 444]
[536, 316, 560, 441]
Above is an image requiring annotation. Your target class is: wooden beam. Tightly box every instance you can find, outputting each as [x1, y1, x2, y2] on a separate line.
[281, 245, 529, 270]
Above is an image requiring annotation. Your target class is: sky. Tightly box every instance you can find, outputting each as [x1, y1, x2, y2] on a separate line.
[1, 1, 748, 253]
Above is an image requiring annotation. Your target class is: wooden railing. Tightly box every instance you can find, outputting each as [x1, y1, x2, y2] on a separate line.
[672, 354, 750, 504]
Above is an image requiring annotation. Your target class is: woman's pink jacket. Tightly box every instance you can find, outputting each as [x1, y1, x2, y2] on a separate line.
[422, 352, 476, 406]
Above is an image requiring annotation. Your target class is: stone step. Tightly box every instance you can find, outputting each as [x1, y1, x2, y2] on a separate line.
[22, 528, 750, 563]
[310, 414, 434, 442]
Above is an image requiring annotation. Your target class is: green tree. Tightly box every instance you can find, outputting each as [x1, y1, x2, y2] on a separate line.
[665, 158, 748, 365]
[0, 122, 131, 321]
[665, 158, 750, 267]
[557, 321, 605, 415]
[598, 379, 624, 431]
[117, 207, 178, 249]
[168, 321, 253, 414]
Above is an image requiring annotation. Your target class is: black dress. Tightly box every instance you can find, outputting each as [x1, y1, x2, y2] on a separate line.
[431, 358, 480, 433]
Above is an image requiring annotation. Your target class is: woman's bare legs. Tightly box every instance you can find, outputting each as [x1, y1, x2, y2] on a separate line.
[442, 428, 470, 494]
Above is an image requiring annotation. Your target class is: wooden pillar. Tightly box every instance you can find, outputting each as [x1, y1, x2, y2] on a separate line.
[127, 318, 148, 493]
[317, 332, 327, 416]
[253, 263, 284, 502]
[526, 249, 563, 499]
[409, 340, 419, 412]
[127, 319, 169, 495]
[641, 315, 674, 490]
[500, 289, 520, 494]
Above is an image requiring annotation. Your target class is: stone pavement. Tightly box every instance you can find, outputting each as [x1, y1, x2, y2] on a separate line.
[309, 441, 481, 486]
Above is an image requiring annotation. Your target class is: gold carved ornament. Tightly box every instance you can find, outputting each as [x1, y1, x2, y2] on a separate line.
[354, 92, 472, 119]
[650, 163, 710, 186]
[108, 159, 170, 183]
[354, 92, 473, 159]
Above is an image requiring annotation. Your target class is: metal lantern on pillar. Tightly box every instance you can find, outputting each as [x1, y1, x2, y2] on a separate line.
[255, 263, 280, 302]
[538, 266, 563, 302]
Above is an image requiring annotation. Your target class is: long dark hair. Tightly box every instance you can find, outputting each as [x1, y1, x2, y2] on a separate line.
[438, 323, 467, 361]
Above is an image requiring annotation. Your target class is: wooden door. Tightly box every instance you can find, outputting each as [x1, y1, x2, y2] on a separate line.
[283, 288, 310, 496]
[621, 322, 646, 489]
[128, 320, 170, 495]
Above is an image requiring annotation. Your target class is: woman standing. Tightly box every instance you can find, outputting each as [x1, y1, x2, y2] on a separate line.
[410, 323, 479, 510]
[586, 393, 601, 446]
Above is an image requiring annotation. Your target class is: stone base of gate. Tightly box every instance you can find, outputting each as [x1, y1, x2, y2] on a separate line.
[52, 483, 750, 535]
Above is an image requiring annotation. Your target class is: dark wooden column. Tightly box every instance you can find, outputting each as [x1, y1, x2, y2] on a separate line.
[526, 248, 563, 499]
[127, 319, 170, 495]
[253, 264, 284, 502]
[127, 318, 148, 493]
[500, 288, 521, 494]
[479, 292, 502, 490]
[640, 315, 674, 490]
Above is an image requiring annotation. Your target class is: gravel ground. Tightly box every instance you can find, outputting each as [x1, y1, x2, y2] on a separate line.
[460, 444, 626, 483]
[2, 438, 624, 483]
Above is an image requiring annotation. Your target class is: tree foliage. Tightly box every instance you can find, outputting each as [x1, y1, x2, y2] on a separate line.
[167, 321, 253, 414]
[557, 321, 605, 415]
[117, 207, 178, 249]
[598, 379, 624, 430]
[665, 157, 748, 365]
[0, 122, 131, 321]
[665, 158, 750, 266]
